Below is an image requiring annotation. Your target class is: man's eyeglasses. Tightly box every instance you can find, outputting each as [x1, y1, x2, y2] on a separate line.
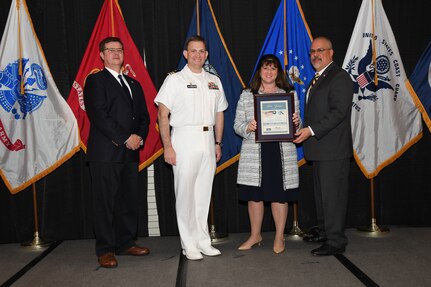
[309, 48, 332, 55]
[104, 48, 123, 53]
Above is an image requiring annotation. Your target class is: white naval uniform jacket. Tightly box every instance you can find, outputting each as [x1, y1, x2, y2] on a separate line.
[154, 65, 228, 127]
[233, 88, 301, 190]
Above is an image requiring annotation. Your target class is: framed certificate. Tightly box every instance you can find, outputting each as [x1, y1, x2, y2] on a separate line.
[254, 92, 295, 142]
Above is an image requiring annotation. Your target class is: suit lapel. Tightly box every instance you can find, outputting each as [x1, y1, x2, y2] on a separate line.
[306, 63, 335, 107]
[102, 69, 133, 107]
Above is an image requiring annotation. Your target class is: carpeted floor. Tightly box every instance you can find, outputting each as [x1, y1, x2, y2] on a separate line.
[1, 228, 430, 287]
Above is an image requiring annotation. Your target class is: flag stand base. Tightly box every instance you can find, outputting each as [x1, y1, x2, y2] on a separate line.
[286, 221, 305, 239]
[21, 231, 51, 249]
[357, 219, 390, 237]
[210, 225, 228, 244]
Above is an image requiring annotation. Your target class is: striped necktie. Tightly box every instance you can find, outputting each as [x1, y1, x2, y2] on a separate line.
[307, 73, 320, 103]
[311, 73, 320, 87]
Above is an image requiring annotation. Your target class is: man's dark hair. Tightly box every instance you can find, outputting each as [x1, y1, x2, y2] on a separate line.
[99, 37, 123, 52]
[184, 35, 207, 50]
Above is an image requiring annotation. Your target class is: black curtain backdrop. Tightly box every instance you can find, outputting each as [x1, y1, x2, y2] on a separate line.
[0, 0, 430, 243]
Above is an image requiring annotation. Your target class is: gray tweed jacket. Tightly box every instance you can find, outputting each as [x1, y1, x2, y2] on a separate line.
[233, 88, 301, 189]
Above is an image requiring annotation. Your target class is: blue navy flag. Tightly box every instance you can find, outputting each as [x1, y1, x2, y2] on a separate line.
[179, 0, 246, 173]
[253, 0, 314, 165]
[408, 40, 431, 132]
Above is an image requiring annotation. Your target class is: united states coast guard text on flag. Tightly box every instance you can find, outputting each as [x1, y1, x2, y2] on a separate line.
[253, 0, 314, 165]
[342, 0, 422, 178]
[0, 0, 79, 194]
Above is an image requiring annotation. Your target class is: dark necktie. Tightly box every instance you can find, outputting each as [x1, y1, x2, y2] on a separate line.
[118, 74, 132, 99]
[311, 72, 320, 87]
[307, 73, 320, 103]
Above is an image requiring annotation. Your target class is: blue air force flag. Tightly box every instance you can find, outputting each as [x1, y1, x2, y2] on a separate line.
[179, 0, 246, 172]
[342, 0, 422, 179]
[408, 40, 431, 132]
[253, 0, 314, 164]
[0, 0, 79, 194]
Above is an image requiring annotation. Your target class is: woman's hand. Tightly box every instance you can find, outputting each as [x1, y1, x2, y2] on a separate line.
[247, 119, 257, 133]
[292, 112, 300, 128]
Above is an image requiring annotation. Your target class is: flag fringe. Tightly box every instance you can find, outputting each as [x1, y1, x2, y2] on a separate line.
[354, 131, 423, 179]
[138, 149, 164, 171]
[406, 80, 431, 132]
[1, 145, 80, 195]
[216, 154, 240, 174]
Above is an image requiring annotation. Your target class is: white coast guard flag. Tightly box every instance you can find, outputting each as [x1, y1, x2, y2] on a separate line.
[342, 0, 422, 179]
[0, 0, 79, 194]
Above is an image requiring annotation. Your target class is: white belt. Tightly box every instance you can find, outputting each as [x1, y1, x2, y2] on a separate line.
[173, 125, 214, 132]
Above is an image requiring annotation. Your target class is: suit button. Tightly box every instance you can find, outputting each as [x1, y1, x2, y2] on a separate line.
[133, 117, 135, 120]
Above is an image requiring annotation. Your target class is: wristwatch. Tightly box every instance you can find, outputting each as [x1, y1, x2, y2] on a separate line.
[215, 141, 223, 147]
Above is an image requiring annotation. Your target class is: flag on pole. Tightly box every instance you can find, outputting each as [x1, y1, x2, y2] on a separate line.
[407, 40, 431, 132]
[342, 0, 423, 178]
[66, 0, 162, 170]
[178, 0, 246, 173]
[253, 0, 314, 165]
[0, 0, 79, 194]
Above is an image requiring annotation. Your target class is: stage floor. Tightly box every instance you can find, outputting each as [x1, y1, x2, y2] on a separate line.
[1, 227, 430, 287]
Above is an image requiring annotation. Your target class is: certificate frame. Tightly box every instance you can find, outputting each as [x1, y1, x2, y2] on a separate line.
[254, 92, 295, 142]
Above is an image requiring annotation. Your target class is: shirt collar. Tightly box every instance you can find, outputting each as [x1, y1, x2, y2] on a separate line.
[316, 61, 333, 76]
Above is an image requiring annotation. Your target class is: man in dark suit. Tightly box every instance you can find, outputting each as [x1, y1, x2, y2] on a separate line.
[294, 36, 353, 256]
[85, 37, 150, 268]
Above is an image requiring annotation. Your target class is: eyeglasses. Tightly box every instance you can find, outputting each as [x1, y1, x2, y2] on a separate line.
[309, 48, 332, 55]
[104, 48, 124, 53]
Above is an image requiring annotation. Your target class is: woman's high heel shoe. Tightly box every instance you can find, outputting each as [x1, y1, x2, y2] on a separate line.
[273, 238, 285, 254]
[238, 238, 262, 251]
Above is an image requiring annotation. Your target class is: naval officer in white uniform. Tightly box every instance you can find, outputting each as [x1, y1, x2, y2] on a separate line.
[154, 35, 228, 260]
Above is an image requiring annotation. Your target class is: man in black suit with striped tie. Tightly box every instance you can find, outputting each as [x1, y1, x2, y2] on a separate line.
[85, 37, 151, 268]
[294, 36, 353, 256]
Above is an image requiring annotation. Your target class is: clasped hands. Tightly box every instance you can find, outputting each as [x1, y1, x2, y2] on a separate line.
[125, 134, 142, 150]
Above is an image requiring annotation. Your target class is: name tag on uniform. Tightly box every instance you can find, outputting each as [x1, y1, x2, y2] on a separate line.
[208, 82, 219, 90]
[187, 83, 197, 88]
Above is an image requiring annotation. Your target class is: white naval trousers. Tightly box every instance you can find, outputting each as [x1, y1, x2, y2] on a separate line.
[171, 126, 216, 251]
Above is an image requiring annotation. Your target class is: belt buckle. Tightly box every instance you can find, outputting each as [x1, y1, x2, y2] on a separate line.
[203, 126, 209, 131]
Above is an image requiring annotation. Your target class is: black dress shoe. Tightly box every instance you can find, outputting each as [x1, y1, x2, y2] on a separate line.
[311, 244, 345, 256]
[303, 234, 327, 243]
[303, 227, 327, 243]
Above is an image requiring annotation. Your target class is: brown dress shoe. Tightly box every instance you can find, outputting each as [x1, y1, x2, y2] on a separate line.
[98, 253, 118, 268]
[123, 245, 150, 256]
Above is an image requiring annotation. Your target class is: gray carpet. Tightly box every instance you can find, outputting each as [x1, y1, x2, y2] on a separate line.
[1, 228, 431, 287]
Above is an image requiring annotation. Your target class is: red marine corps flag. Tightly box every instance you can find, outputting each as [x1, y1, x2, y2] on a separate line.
[67, 0, 162, 169]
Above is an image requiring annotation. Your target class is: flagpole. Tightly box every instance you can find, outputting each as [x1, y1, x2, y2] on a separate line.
[195, 0, 227, 243]
[287, 202, 305, 238]
[357, 178, 389, 236]
[283, 0, 304, 239]
[209, 192, 228, 243]
[22, 183, 51, 249]
[196, 0, 200, 36]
